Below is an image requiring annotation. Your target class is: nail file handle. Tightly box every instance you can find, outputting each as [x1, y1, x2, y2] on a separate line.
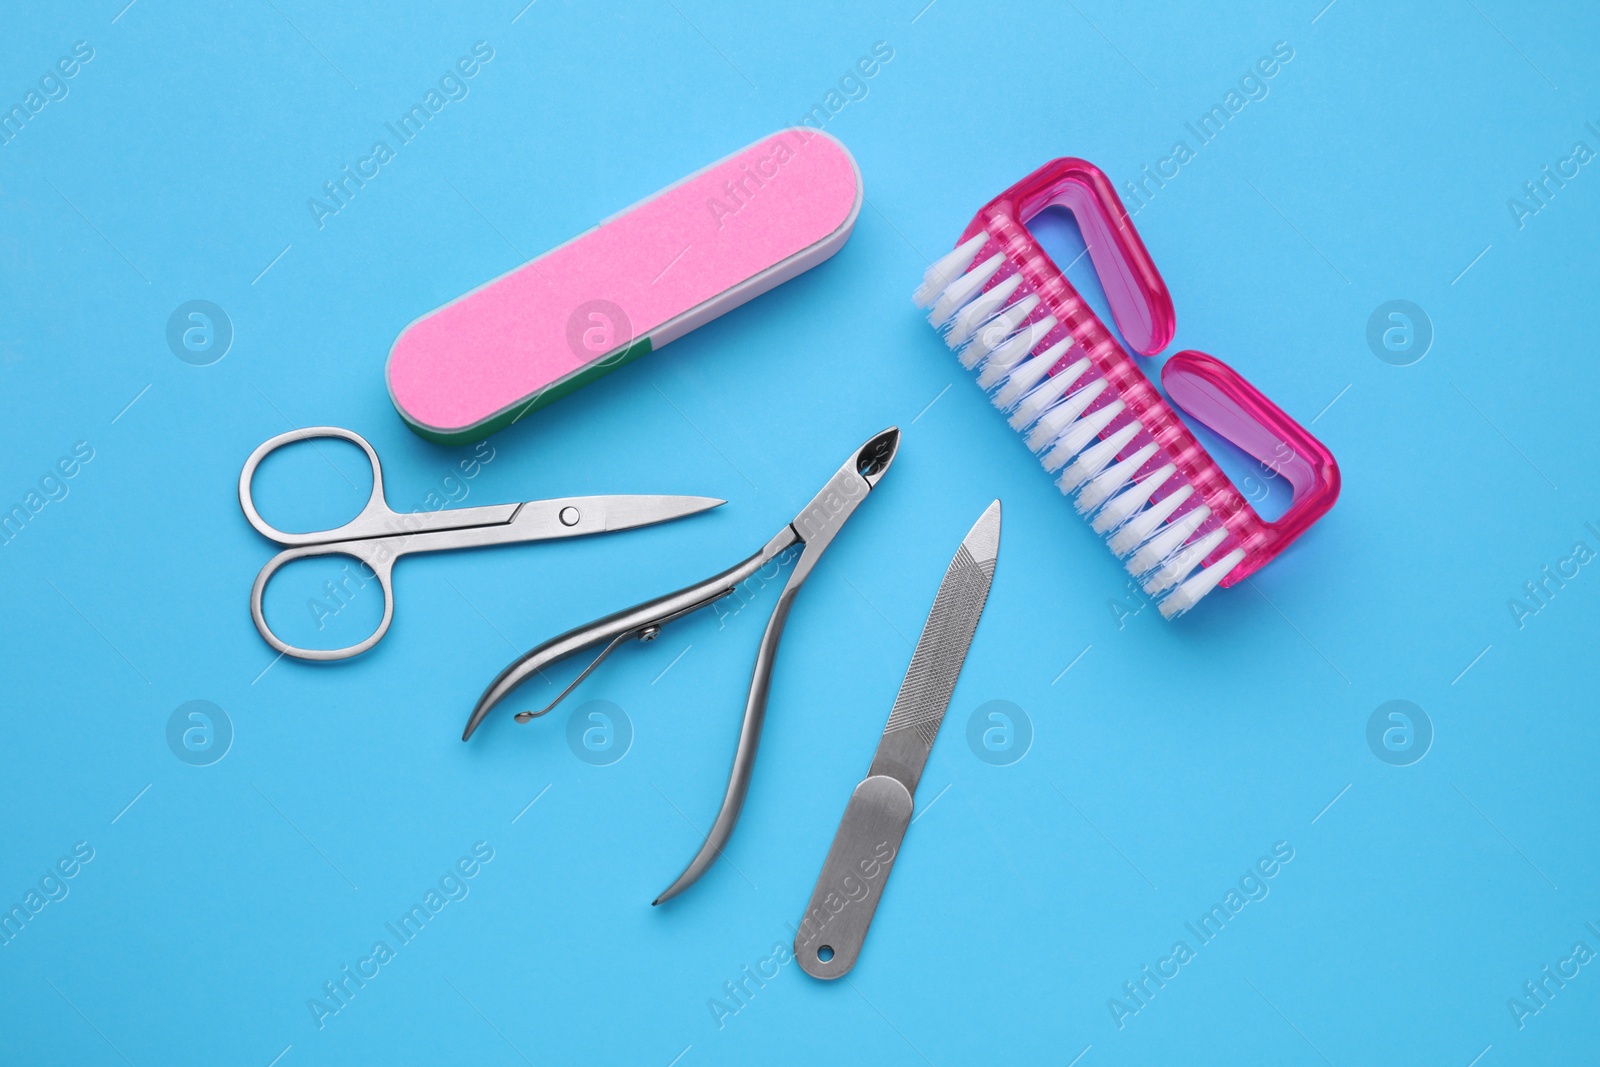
[794, 775, 913, 980]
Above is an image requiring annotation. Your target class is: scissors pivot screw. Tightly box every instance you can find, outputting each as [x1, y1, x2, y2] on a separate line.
[640, 626, 660, 642]
[559, 506, 581, 526]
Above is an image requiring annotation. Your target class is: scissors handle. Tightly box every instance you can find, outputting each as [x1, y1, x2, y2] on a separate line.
[249, 541, 397, 661]
[239, 426, 396, 547]
[240, 426, 404, 661]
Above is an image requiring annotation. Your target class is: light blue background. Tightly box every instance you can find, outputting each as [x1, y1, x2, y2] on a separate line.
[3, 0, 1598, 1063]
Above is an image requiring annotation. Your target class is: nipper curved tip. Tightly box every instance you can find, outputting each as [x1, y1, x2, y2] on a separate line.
[461, 691, 498, 741]
[855, 427, 900, 487]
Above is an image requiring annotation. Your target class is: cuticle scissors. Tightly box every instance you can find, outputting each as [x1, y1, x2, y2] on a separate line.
[240, 426, 724, 661]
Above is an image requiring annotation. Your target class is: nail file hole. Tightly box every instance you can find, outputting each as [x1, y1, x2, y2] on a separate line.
[817, 945, 834, 962]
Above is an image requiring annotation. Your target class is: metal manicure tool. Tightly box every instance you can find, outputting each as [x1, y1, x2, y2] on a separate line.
[795, 500, 999, 979]
[240, 426, 723, 660]
[462, 428, 902, 905]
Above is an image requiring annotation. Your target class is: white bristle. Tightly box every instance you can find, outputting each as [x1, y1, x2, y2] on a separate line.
[1107, 484, 1194, 556]
[914, 234, 988, 307]
[1159, 548, 1246, 619]
[1008, 357, 1091, 429]
[1057, 421, 1142, 494]
[945, 274, 1022, 347]
[1023, 379, 1107, 451]
[924, 232, 1248, 621]
[1092, 464, 1176, 535]
[1075, 443, 1158, 515]
[992, 340, 1074, 411]
[960, 296, 1042, 370]
[1127, 505, 1213, 575]
[977, 316, 1057, 388]
[1040, 402, 1124, 473]
[1142, 527, 1228, 597]
[967, 295, 1041, 354]
[929, 253, 1005, 326]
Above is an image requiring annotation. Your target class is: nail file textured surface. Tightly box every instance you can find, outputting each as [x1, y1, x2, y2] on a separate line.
[387, 129, 862, 443]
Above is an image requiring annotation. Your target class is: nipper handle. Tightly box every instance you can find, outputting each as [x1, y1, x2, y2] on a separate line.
[652, 575, 800, 906]
[460, 533, 794, 740]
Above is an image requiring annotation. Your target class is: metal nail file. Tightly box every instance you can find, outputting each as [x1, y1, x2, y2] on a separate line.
[795, 500, 1000, 979]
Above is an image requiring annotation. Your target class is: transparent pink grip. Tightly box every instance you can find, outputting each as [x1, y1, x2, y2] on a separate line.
[959, 157, 1174, 356]
[1161, 352, 1340, 584]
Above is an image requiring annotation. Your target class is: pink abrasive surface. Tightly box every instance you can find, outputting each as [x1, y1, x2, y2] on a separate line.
[387, 128, 862, 436]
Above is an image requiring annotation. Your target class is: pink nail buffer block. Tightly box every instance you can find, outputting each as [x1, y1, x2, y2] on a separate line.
[386, 129, 863, 444]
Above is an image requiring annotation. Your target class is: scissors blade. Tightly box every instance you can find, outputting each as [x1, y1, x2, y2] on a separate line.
[415, 494, 724, 552]
[583, 494, 727, 532]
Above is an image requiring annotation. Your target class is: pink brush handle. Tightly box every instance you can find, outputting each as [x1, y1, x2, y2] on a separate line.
[962, 157, 1338, 584]
[968, 158, 1174, 356]
[1161, 351, 1340, 582]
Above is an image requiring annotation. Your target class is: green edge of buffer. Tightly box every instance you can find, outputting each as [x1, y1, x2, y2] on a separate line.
[399, 338, 655, 446]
